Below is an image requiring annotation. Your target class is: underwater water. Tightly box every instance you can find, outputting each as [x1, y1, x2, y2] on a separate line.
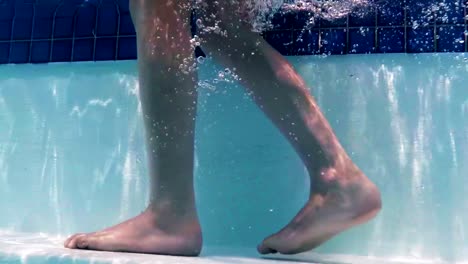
[0, 53, 467, 263]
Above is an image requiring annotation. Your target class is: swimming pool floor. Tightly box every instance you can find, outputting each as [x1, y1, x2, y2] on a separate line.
[0, 232, 451, 264]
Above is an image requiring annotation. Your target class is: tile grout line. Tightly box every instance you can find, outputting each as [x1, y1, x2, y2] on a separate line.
[28, 3, 36, 63]
[71, 9, 77, 62]
[345, 14, 350, 54]
[266, 23, 466, 32]
[463, 1, 468, 52]
[7, 4, 16, 63]
[404, 0, 408, 53]
[375, 7, 379, 53]
[0, 35, 137, 44]
[114, 3, 121, 61]
[434, 4, 438, 52]
[92, 2, 100, 62]
[49, 1, 63, 63]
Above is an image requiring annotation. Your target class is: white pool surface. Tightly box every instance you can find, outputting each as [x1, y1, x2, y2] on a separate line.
[0, 232, 453, 264]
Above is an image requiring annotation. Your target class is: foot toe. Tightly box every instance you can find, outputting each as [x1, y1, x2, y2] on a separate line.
[67, 234, 87, 249]
[65, 234, 83, 248]
[257, 242, 277, 255]
[64, 235, 74, 248]
[76, 236, 90, 249]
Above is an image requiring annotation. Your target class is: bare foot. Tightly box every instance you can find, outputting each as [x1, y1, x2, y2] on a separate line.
[257, 163, 382, 255]
[64, 207, 202, 256]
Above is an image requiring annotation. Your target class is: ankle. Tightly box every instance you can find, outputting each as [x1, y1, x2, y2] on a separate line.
[143, 205, 201, 237]
[147, 198, 198, 221]
[308, 160, 364, 192]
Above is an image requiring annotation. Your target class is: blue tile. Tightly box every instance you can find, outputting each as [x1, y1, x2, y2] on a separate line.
[120, 13, 136, 35]
[56, 2, 79, 17]
[34, 3, 55, 18]
[12, 19, 32, 40]
[51, 40, 72, 62]
[73, 39, 94, 61]
[1, 0, 463, 62]
[97, 4, 118, 36]
[263, 30, 293, 55]
[54, 17, 73, 38]
[377, 0, 405, 26]
[408, 28, 435, 53]
[75, 5, 97, 38]
[292, 29, 319, 55]
[10, 42, 30, 63]
[95, 38, 116, 60]
[0, 43, 9, 64]
[349, 28, 376, 54]
[270, 10, 294, 30]
[378, 28, 405, 53]
[320, 17, 347, 28]
[118, 37, 137, 60]
[321, 29, 346, 55]
[0, 3, 14, 20]
[33, 18, 52, 39]
[435, 0, 465, 24]
[291, 11, 319, 30]
[350, 10, 376, 27]
[31, 41, 50, 63]
[437, 26, 465, 52]
[116, 0, 129, 13]
[43, 0, 62, 4]
[15, 3, 33, 18]
[407, 0, 437, 27]
[82, 0, 99, 5]
[0, 20, 12, 40]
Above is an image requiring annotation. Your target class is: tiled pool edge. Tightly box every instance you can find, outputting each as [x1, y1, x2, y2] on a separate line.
[0, 0, 467, 64]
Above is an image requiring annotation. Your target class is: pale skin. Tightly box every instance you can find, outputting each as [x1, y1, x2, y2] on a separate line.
[64, 0, 382, 256]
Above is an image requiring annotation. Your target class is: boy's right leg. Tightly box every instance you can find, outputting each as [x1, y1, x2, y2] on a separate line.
[198, 3, 381, 255]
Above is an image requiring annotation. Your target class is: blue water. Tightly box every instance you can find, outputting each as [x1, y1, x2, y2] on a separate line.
[0, 53, 467, 263]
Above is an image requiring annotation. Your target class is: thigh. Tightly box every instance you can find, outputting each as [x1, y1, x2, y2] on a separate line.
[197, 0, 250, 24]
[129, 0, 195, 63]
[197, 0, 282, 32]
[130, 0, 194, 27]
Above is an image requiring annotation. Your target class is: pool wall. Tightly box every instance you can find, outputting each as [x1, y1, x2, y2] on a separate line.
[0, 0, 467, 64]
